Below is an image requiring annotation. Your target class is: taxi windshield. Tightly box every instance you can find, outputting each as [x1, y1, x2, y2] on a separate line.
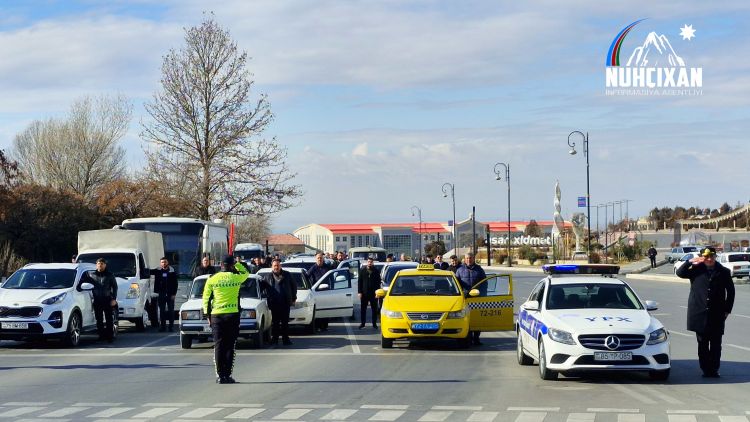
[546, 284, 643, 310]
[389, 275, 460, 296]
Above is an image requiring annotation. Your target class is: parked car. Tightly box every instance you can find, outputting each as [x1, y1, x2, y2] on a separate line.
[380, 262, 419, 288]
[717, 252, 750, 278]
[666, 246, 700, 263]
[673, 252, 701, 274]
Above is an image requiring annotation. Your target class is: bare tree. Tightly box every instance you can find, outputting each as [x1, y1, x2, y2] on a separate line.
[12, 94, 131, 197]
[233, 215, 271, 245]
[141, 14, 301, 220]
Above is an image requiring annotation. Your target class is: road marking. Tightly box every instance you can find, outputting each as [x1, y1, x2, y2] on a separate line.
[731, 313, 750, 319]
[668, 416, 698, 422]
[606, 384, 656, 404]
[432, 406, 483, 411]
[667, 410, 719, 414]
[361, 405, 409, 410]
[214, 403, 263, 408]
[225, 408, 265, 419]
[0, 406, 46, 417]
[143, 403, 191, 407]
[418, 411, 453, 421]
[40, 406, 91, 417]
[178, 408, 223, 418]
[345, 320, 361, 354]
[0, 351, 515, 357]
[121, 335, 177, 355]
[637, 385, 683, 404]
[131, 407, 180, 418]
[272, 408, 312, 420]
[513, 412, 547, 422]
[284, 404, 335, 409]
[73, 403, 122, 407]
[718, 417, 749, 422]
[321, 409, 358, 420]
[587, 408, 640, 413]
[468, 412, 499, 422]
[2, 402, 52, 406]
[507, 407, 559, 412]
[566, 413, 595, 422]
[618, 414, 645, 422]
[368, 410, 405, 421]
[727, 344, 750, 352]
[86, 407, 134, 418]
[669, 330, 692, 337]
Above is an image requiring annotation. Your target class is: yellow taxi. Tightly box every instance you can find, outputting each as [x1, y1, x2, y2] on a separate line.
[376, 264, 514, 348]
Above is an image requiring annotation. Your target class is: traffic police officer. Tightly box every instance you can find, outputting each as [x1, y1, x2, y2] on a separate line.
[203, 255, 249, 384]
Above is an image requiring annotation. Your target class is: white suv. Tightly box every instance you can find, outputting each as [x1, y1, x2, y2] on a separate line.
[0, 263, 107, 347]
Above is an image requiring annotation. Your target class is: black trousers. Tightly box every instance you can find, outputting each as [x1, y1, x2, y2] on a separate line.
[93, 298, 114, 340]
[158, 295, 175, 328]
[271, 304, 290, 340]
[211, 313, 240, 378]
[696, 332, 722, 374]
[649, 256, 656, 267]
[360, 294, 378, 325]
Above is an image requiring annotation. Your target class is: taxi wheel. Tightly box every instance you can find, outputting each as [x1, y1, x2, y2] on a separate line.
[538, 339, 558, 380]
[381, 335, 393, 349]
[180, 333, 193, 349]
[649, 369, 670, 381]
[517, 332, 533, 365]
[457, 333, 471, 349]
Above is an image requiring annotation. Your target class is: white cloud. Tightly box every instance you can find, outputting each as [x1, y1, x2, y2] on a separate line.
[352, 142, 368, 157]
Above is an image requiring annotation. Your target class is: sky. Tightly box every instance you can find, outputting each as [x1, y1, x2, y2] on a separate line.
[1, 0, 748, 233]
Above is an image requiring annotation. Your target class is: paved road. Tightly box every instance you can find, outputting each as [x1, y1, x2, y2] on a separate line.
[0, 272, 748, 421]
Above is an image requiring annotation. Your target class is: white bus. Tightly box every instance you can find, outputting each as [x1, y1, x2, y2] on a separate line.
[119, 217, 229, 309]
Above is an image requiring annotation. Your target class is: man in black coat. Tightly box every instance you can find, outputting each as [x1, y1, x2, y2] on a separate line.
[676, 247, 735, 377]
[151, 257, 178, 332]
[306, 252, 332, 331]
[433, 254, 449, 270]
[261, 259, 297, 345]
[86, 258, 118, 342]
[193, 256, 216, 277]
[358, 258, 381, 329]
[647, 246, 658, 268]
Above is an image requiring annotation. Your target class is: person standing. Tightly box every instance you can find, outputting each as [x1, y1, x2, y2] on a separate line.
[194, 256, 216, 277]
[676, 247, 735, 378]
[447, 255, 460, 273]
[647, 246, 658, 268]
[434, 254, 449, 270]
[152, 257, 178, 332]
[261, 259, 297, 345]
[306, 252, 332, 331]
[203, 256, 248, 384]
[87, 258, 118, 343]
[455, 252, 487, 345]
[358, 258, 381, 329]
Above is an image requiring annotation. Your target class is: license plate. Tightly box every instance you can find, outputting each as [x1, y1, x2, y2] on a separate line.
[1, 322, 29, 329]
[411, 323, 440, 330]
[594, 351, 632, 361]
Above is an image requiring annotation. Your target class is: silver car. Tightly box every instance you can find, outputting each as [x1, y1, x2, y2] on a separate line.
[666, 246, 700, 263]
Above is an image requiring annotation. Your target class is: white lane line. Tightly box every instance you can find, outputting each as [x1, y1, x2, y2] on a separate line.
[0, 406, 46, 417]
[718, 417, 749, 422]
[73, 403, 122, 407]
[668, 416, 697, 422]
[86, 407, 135, 418]
[432, 406, 483, 411]
[566, 413, 595, 422]
[321, 409, 358, 420]
[225, 408, 266, 419]
[667, 410, 719, 414]
[727, 344, 750, 352]
[178, 408, 223, 418]
[732, 313, 750, 319]
[143, 403, 191, 407]
[345, 320, 361, 354]
[606, 384, 657, 405]
[507, 407, 559, 412]
[418, 411, 453, 421]
[513, 412, 547, 422]
[368, 410, 405, 421]
[468, 412, 499, 422]
[587, 408, 640, 413]
[131, 407, 180, 418]
[272, 408, 312, 420]
[669, 330, 692, 337]
[214, 403, 263, 408]
[40, 406, 91, 417]
[2, 402, 52, 406]
[637, 385, 683, 404]
[121, 335, 177, 355]
[284, 404, 336, 409]
[618, 414, 645, 422]
[361, 405, 409, 410]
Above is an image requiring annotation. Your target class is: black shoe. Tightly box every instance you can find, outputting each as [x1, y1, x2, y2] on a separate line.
[358, 324, 365, 329]
[372, 324, 378, 329]
[218, 377, 232, 384]
[107, 338, 114, 343]
[282, 338, 293, 346]
[702, 372, 720, 378]
[168, 326, 174, 332]
[271, 337, 279, 345]
[473, 340, 483, 346]
[224, 376, 236, 384]
[159, 326, 166, 332]
[216, 377, 222, 384]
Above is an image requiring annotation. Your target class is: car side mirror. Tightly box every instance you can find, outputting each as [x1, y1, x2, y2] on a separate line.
[644, 300, 658, 311]
[468, 289, 480, 297]
[317, 283, 329, 291]
[522, 300, 539, 311]
[375, 289, 385, 298]
[80, 283, 94, 291]
[382, 286, 390, 292]
[335, 275, 347, 282]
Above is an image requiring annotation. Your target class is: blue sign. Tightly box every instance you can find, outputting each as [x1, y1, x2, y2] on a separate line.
[578, 197, 587, 207]
[448, 220, 454, 226]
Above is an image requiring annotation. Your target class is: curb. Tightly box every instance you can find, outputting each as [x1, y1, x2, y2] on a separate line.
[621, 259, 669, 275]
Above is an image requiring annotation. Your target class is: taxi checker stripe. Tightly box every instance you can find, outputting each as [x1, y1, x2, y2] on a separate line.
[468, 301, 513, 310]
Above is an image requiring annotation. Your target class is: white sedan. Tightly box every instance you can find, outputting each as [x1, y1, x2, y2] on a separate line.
[673, 252, 700, 274]
[179, 274, 272, 349]
[516, 264, 671, 380]
[717, 252, 750, 278]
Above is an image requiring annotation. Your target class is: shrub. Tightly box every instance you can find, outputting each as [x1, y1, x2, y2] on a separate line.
[589, 252, 601, 263]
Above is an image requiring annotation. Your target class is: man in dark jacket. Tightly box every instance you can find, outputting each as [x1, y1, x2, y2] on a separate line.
[87, 258, 118, 342]
[194, 256, 216, 277]
[447, 255, 460, 273]
[647, 246, 658, 268]
[306, 252, 332, 331]
[151, 257, 178, 332]
[358, 258, 381, 329]
[676, 247, 735, 377]
[261, 259, 297, 345]
[434, 254, 449, 270]
[455, 252, 487, 345]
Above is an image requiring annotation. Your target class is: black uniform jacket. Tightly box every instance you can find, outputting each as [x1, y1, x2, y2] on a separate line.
[358, 266, 382, 296]
[676, 260, 735, 334]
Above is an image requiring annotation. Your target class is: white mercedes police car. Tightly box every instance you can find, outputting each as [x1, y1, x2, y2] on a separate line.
[516, 264, 670, 380]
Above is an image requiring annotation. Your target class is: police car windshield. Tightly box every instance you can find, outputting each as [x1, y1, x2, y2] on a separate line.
[2, 269, 77, 290]
[546, 284, 642, 310]
[389, 275, 460, 296]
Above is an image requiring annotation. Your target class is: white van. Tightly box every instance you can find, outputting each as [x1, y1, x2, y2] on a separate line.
[348, 246, 387, 262]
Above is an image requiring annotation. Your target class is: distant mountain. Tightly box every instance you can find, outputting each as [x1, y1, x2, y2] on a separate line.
[626, 31, 685, 67]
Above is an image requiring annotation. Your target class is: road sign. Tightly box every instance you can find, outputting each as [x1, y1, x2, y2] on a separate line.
[578, 197, 587, 207]
[448, 220, 454, 226]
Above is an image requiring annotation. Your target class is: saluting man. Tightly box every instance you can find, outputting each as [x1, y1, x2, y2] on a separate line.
[203, 255, 249, 384]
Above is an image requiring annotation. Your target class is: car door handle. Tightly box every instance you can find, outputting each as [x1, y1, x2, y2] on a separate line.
[346, 294, 352, 296]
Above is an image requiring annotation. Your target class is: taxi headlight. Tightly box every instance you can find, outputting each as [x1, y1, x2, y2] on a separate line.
[42, 292, 67, 305]
[293, 300, 311, 309]
[647, 328, 668, 345]
[548, 327, 576, 345]
[382, 308, 403, 319]
[447, 309, 466, 319]
[181, 310, 201, 320]
[126, 283, 140, 299]
[240, 309, 257, 319]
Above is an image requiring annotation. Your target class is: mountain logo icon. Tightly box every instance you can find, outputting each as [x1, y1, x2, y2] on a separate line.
[627, 32, 685, 67]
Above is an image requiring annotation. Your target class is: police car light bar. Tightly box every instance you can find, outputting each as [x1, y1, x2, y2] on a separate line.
[542, 264, 620, 275]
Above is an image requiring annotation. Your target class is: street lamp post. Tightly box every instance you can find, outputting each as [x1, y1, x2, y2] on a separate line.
[411, 205, 423, 262]
[493, 162, 511, 267]
[568, 131, 592, 263]
[441, 183, 457, 256]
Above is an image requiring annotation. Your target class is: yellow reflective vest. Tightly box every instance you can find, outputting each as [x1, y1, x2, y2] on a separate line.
[202, 263, 249, 315]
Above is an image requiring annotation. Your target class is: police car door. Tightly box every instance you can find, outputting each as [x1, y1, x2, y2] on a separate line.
[518, 280, 546, 358]
[311, 269, 354, 319]
[467, 274, 514, 332]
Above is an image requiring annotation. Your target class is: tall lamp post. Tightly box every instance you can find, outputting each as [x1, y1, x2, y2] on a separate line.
[411, 205, 423, 262]
[493, 162, 511, 267]
[568, 131, 592, 263]
[441, 183, 457, 255]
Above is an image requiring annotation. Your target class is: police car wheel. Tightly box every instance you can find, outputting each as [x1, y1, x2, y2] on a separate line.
[180, 333, 193, 349]
[538, 339, 557, 380]
[517, 332, 533, 365]
[381, 335, 393, 349]
[649, 369, 670, 381]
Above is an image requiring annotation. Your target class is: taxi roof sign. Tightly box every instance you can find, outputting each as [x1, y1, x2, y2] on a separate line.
[542, 264, 620, 275]
[417, 264, 435, 270]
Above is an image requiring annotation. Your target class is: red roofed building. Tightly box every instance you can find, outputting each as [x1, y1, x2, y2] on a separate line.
[261, 234, 306, 255]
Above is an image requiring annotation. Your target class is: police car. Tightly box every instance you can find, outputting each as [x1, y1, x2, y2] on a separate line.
[516, 264, 670, 380]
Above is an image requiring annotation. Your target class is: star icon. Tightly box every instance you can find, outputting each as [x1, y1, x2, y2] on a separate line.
[680, 24, 696, 41]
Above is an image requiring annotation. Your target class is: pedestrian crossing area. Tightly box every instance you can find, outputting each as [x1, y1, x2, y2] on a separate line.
[0, 402, 748, 421]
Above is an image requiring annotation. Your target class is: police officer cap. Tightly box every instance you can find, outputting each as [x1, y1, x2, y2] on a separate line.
[222, 255, 236, 266]
[700, 247, 717, 257]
